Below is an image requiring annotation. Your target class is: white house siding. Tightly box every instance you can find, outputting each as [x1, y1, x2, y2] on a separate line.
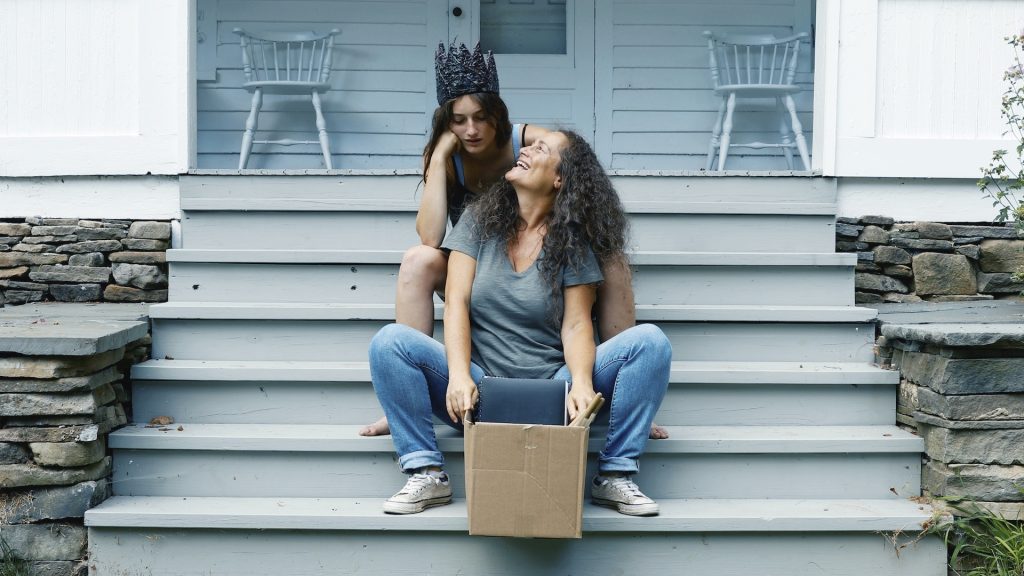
[599, 0, 816, 170]
[829, 0, 1024, 178]
[0, 0, 186, 177]
[196, 0, 442, 170]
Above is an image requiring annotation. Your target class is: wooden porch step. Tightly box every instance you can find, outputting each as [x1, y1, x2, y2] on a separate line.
[149, 317, 876, 363]
[129, 359, 898, 427]
[167, 249, 855, 266]
[86, 495, 935, 533]
[107, 423, 921, 500]
[167, 250, 857, 306]
[147, 302, 876, 323]
[109, 423, 922, 454]
[132, 359, 899, 385]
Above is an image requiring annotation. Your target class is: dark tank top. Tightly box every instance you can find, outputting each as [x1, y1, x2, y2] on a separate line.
[447, 123, 524, 227]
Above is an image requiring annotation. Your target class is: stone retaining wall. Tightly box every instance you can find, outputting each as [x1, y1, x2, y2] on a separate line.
[0, 218, 171, 306]
[837, 217, 1024, 303]
[0, 311, 149, 576]
[876, 318, 1024, 520]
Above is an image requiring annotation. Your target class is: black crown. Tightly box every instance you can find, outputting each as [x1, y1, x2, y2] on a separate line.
[434, 42, 500, 105]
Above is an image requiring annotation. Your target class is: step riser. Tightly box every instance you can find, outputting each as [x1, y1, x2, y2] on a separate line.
[131, 380, 896, 426]
[88, 528, 945, 576]
[90, 528, 944, 576]
[181, 211, 837, 253]
[168, 262, 854, 306]
[150, 320, 876, 363]
[180, 174, 837, 203]
[111, 450, 920, 500]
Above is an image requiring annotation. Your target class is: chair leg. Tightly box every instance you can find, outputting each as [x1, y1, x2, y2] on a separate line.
[717, 93, 736, 171]
[311, 91, 333, 170]
[784, 95, 811, 171]
[239, 88, 262, 170]
[706, 98, 727, 171]
[777, 97, 794, 170]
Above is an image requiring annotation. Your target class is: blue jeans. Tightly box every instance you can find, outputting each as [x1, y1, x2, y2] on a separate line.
[369, 323, 671, 474]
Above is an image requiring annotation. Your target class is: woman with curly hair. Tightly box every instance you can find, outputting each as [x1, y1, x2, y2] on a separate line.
[369, 130, 671, 517]
[360, 43, 652, 438]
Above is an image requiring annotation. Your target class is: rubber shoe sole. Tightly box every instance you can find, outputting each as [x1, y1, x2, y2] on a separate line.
[382, 494, 453, 515]
[592, 496, 660, 517]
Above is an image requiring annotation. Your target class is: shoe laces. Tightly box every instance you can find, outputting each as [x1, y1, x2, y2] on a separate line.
[399, 472, 442, 496]
[603, 475, 643, 497]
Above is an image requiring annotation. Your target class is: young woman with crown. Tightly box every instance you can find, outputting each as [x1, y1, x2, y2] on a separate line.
[360, 42, 667, 440]
[369, 128, 671, 516]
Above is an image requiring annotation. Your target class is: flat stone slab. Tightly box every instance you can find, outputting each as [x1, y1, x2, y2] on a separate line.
[915, 412, 1024, 430]
[871, 301, 1024, 324]
[894, 351, 1024, 394]
[881, 323, 1024, 348]
[2, 480, 109, 524]
[924, 461, 1024, 501]
[0, 303, 149, 321]
[918, 422, 1024, 465]
[0, 316, 147, 356]
[917, 387, 1024, 421]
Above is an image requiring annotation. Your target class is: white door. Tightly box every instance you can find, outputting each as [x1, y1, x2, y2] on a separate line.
[446, 0, 595, 140]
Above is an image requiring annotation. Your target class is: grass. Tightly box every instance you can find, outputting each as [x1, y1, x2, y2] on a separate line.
[935, 500, 1024, 576]
[0, 536, 31, 576]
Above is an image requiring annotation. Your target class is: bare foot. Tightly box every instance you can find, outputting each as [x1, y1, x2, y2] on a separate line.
[649, 423, 669, 439]
[360, 415, 391, 436]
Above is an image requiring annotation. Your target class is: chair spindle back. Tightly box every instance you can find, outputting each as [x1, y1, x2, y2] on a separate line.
[704, 32, 808, 88]
[233, 28, 341, 84]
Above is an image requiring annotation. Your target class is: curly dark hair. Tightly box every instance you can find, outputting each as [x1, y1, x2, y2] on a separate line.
[469, 130, 629, 324]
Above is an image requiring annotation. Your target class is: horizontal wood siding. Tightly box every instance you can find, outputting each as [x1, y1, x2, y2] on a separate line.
[606, 0, 816, 170]
[197, 0, 436, 169]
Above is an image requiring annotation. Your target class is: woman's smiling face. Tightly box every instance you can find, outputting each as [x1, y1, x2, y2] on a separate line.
[505, 131, 569, 192]
[449, 95, 497, 155]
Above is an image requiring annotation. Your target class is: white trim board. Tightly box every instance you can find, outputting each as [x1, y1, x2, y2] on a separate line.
[836, 178, 995, 222]
[0, 176, 180, 219]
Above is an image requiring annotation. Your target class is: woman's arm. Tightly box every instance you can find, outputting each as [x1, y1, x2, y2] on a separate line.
[443, 250, 478, 423]
[562, 283, 598, 421]
[417, 131, 460, 248]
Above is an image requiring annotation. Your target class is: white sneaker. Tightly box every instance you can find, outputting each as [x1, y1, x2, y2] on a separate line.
[591, 474, 660, 516]
[382, 471, 452, 514]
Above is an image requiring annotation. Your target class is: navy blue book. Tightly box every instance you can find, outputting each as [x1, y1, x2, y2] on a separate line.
[474, 377, 569, 426]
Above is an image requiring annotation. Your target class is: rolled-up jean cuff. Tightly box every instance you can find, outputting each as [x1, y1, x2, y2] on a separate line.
[399, 450, 445, 473]
[598, 456, 639, 474]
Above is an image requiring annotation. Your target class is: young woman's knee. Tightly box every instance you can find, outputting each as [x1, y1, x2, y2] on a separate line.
[399, 245, 447, 283]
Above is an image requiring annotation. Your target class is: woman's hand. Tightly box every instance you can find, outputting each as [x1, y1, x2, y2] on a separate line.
[435, 130, 461, 160]
[567, 381, 596, 422]
[446, 373, 478, 424]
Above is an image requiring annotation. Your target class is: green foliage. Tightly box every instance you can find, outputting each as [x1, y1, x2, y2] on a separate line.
[0, 537, 31, 576]
[934, 500, 1024, 576]
[979, 31, 1024, 238]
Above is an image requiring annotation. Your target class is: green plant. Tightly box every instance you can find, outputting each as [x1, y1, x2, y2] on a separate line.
[933, 500, 1024, 576]
[0, 536, 31, 576]
[979, 29, 1024, 282]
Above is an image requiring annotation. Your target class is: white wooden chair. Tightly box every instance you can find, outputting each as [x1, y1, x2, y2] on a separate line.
[703, 31, 810, 171]
[233, 28, 341, 169]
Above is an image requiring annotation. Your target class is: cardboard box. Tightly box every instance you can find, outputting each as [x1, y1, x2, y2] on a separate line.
[464, 418, 588, 539]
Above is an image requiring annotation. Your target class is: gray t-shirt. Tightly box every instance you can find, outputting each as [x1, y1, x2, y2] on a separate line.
[441, 209, 604, 379]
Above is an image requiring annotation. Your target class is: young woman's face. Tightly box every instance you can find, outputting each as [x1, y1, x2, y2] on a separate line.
[449, 95, 497, 155]
[505, 131, 569, 192]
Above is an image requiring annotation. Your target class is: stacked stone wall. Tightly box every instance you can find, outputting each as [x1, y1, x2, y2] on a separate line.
[0, 328, 149, 575]
[837, 217, 1024, 303]
[0, 218, 171, 306]
[877, 326, 1024, 520]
